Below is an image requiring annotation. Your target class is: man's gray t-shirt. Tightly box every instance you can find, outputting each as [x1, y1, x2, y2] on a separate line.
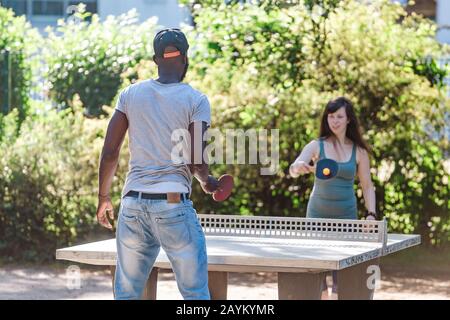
[115, 79, 211, 197]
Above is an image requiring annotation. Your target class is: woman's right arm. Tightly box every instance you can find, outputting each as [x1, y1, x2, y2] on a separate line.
[289, 140, 319, 178]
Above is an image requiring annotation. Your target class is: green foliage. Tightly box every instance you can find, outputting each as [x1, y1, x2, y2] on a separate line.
[408, 57, 448, 89]
[0, 6, 40, 133]
[2, 0, 449, 264]
[43, 6, 157, 117]
[0, 101, 129, 261]
[183, 0, 449, 245]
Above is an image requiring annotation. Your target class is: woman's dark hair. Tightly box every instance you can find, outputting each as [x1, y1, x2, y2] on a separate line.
[319, 97, 371, 153]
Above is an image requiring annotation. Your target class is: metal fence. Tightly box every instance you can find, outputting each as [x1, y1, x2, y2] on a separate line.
[0, 49, 12, 115]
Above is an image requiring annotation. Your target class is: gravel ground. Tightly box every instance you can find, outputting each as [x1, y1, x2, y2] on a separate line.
[0, 264, 449, 300]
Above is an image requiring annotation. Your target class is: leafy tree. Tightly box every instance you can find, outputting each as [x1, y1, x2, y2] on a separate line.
[182, 0, 449, 245]
[43, 6, 156, 117]
[0, 6, 40, 136]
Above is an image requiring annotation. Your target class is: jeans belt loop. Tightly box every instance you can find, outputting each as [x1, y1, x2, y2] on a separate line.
[138, 191, 142, 201]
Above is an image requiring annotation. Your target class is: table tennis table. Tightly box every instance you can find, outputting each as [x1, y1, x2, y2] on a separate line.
[56, 214, 421, 300]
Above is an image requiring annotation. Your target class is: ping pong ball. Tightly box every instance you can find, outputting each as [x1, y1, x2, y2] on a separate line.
[323, 168, 331, 176]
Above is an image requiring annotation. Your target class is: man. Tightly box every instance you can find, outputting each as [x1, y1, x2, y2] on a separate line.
[96, 28, 219, 300]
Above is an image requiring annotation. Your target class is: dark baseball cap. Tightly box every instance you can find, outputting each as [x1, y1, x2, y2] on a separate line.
[153, 28, 189, 59]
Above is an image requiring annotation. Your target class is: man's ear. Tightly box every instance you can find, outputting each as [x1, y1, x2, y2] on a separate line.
[153, 55, 159, 65]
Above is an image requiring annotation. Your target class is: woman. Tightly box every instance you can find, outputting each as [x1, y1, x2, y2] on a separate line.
[289, 97, 377, 297]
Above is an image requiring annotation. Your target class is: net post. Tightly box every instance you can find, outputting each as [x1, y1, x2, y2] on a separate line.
[381, 217, 388, 255]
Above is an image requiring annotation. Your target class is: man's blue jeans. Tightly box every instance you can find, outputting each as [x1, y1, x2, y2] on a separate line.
[114, 195, 210, 300]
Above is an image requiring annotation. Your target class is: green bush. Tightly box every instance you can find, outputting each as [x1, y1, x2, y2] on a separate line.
[182, 0, 450, 245]
[0, 6, 40, 135]
[3, 0, 448, 263]
[0, 101, 129, 261]
[43, 6, 157, 117]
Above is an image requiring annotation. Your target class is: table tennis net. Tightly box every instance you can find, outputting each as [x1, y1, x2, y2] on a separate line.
[198, 214, 386, 243]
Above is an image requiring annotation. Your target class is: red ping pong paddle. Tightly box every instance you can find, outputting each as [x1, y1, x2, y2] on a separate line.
[212, 174, 234, 202]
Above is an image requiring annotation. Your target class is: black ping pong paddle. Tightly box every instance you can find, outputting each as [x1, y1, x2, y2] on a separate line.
[315, 158, 338, 180]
